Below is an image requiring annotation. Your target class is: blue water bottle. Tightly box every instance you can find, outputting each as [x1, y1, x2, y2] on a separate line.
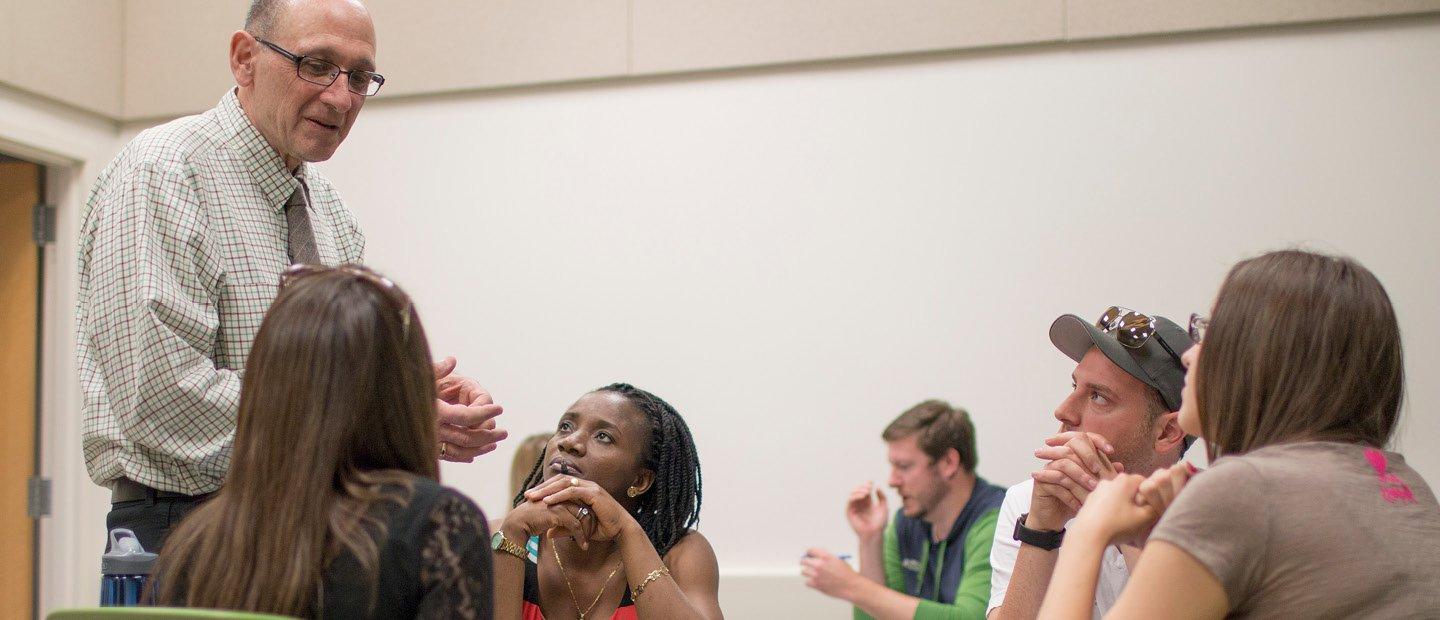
[100, 528, 157, 605]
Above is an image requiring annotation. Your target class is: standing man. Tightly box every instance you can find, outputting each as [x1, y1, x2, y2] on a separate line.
[76, 0, 506, 552]
[804, 400, 1005, 619]
[987, 307, 1191, 619]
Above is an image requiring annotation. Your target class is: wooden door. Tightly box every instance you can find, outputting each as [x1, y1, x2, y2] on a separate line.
[0, 158, 40, 619]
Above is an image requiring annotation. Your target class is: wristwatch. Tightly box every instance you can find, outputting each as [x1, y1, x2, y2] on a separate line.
[1013, 513, 1065, 551]
[491, 531, 527, 561]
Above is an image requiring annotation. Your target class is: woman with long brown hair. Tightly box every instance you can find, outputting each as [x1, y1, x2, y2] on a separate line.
[154, 264, 492, 618]
[1039, 249, 1440, 618]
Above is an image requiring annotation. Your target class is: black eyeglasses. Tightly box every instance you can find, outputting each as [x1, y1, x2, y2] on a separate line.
[1188, 313, 1208, 344]
[279, 263, 412, 338]
[1096, 306, 1185, 363]
[257, 39, 385, 96]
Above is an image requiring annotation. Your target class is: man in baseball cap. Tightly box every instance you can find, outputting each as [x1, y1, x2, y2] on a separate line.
[987, 307, 1195, 620]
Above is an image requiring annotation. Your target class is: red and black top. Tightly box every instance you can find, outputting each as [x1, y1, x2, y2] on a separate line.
[521, 551, 637, 620]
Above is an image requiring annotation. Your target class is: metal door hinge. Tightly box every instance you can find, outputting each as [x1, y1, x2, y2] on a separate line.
[27, 477, 51, 518]
[32, 203, 56, 245]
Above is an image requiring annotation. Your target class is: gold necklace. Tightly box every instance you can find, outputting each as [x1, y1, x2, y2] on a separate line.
[551, 538, 622, 620]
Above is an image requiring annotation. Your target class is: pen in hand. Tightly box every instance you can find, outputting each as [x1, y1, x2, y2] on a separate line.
[801, 552, 853, 561]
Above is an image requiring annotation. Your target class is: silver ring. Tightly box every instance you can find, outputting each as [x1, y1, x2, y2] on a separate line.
[577, 507, 591, 519]
[569, 477, 579, 486]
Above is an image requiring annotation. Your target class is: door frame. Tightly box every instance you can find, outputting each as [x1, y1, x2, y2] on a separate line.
[0, 124, 117, 613]
[0, 153, 45, 619]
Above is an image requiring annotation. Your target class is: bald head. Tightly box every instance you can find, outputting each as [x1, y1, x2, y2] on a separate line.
[245, 0, 374, 43]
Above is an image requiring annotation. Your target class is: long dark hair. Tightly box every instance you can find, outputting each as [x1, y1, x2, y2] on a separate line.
[1197, 249, 1404, 459]
[154, 265, 439, 615]
[513, 383, 702, 556]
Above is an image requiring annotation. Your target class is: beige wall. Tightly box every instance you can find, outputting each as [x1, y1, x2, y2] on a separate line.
[122, 0, 240, 119]
[6, 0, 1440, 121]
[0, 0, 123, 117]
[1066, 0, 1440, 39]
[113, 0, 1440, 120]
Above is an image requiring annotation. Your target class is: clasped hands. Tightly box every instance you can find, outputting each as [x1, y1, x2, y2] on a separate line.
[504, 475, 637, 550]
[1030, 431, 1196, 547]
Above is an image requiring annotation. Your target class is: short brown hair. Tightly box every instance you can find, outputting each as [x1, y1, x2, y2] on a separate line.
[882, 399, 978, 473]
[244, 0, 286, 37]
[1198, 250, 1404, 459]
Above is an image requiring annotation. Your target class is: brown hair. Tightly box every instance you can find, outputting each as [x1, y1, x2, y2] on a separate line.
[882, 399, 978, 473]
[154, 265, 439, 615]
[1197, 249, 1404, 459]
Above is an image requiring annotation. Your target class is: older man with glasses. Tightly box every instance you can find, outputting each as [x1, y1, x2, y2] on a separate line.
[76, 0, 506, 553]
[985, 308, 1197, 619]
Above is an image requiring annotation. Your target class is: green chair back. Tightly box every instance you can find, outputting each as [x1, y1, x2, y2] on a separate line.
[48, 608, 296, 620]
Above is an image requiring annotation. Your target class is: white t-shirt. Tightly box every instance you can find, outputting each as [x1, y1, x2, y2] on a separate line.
[988, 479, 1130, 619]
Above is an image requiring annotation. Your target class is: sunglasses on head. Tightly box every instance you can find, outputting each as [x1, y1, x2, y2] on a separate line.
[1095, 305, 1187, 364]
[279, 263, 413, 339]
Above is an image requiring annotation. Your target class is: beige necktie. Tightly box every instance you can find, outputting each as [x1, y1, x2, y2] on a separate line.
[285, 180, 320, 265]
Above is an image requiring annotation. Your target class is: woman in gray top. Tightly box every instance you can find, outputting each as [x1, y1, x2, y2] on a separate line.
[1040, 249, 1440, 619]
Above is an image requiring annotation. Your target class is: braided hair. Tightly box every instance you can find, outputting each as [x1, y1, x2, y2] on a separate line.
[512, 383, 703, 556]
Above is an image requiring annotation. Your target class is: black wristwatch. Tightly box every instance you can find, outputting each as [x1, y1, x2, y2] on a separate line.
[1013, 513, 1065, 550]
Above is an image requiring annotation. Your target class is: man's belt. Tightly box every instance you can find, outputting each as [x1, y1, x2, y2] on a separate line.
[111, 478, 214, 504]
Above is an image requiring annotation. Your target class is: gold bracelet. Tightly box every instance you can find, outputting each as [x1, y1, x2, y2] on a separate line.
[631, 566, 671, 600]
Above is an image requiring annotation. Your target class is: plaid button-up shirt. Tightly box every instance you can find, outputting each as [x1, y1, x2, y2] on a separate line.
[76, 89, 366, 495]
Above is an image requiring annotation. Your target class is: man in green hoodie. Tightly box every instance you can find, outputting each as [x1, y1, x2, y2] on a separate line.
[804, 400, 1004, 619]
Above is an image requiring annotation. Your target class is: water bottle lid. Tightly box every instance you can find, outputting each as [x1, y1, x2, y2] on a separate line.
[102, 528, 158, 575]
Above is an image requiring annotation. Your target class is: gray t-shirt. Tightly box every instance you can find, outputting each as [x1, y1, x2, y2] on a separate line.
[1150, 441, 1440, 618]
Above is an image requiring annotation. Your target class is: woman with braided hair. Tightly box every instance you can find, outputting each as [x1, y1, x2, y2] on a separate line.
[493, 384, 721, 620]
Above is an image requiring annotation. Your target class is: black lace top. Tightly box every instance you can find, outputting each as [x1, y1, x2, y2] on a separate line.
[322, 476, 493, 619]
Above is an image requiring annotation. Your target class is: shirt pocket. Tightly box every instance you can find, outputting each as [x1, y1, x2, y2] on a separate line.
[215, 269, 281, 369]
